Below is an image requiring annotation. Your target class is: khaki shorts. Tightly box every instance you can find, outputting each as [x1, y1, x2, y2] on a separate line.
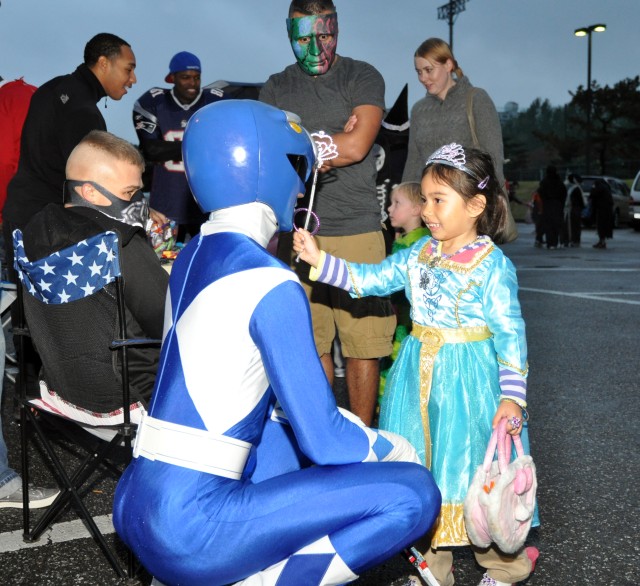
[283, 231, 396, 359]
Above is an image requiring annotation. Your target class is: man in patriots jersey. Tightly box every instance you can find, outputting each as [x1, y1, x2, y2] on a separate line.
[19, 130, 168, 422]
[133, 51, 225, 242]
[113, 100, 440, 586]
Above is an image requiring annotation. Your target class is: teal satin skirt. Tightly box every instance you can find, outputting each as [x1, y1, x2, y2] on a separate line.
[380, 333, 539, 546]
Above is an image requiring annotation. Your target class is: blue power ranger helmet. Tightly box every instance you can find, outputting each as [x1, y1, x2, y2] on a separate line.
[183, 99, 316, 232]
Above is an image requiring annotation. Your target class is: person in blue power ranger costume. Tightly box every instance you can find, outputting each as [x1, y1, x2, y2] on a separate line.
[113, 100, 441, 586]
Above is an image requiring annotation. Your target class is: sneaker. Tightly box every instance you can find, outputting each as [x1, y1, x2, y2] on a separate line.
[397, 578, 421, 586]
[0, 485, 60, 509]
[478, 575, 512, 586]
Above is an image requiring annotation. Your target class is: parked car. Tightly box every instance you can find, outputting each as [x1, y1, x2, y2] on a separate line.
[630, 170, 640, 231]
[580, 175, 632, 228]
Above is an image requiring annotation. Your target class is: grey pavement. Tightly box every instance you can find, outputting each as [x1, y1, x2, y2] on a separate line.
[1, 224, 639, 585]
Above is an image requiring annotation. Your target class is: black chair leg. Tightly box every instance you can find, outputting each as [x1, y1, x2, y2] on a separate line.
[22, 408, 133, 578]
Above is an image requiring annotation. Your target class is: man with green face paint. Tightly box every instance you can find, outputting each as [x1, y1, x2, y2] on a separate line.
[287, 11, 338, 76]
[261, 0, 395, 428]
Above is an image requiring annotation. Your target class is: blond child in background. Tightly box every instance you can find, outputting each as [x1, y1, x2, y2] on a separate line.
[380, 182, 431, 400]
[388, 182, 431, 246]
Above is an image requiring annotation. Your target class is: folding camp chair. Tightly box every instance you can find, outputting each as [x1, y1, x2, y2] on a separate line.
[13, 229, 161, 578]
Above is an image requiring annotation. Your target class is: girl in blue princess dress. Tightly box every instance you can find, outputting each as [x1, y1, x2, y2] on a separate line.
[294, 143, 539, 586]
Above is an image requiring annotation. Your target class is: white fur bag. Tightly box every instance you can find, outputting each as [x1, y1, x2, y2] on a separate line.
[463, 418, 537, 554]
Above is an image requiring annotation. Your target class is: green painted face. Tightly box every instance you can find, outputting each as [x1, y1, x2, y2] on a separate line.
[286, 13, 338, 76]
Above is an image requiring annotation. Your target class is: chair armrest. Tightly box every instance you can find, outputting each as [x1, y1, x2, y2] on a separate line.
[110, 338, 162, 349]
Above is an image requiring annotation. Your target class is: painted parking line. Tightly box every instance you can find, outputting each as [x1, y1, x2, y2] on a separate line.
[0, 514, 115, 553]
[518, 268, 640, 272]
[520, 287, 640, 305]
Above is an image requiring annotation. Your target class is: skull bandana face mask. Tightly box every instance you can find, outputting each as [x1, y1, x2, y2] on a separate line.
[287, 12, 338, 76]
[63, 180, 149, 228]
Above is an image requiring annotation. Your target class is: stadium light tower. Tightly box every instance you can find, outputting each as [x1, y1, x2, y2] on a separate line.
[574, 23, 606, 174]
[437, 0, 468, 51]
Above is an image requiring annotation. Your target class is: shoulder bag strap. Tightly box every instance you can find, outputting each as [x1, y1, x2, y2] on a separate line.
[466, 87, 479, 147]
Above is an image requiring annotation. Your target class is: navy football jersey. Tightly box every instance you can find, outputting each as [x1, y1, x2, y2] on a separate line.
[133, 84, 225, 223]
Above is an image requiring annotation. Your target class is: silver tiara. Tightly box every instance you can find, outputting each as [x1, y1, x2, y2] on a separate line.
[426, 143, 468, 170]
[425, 142, 488, 188]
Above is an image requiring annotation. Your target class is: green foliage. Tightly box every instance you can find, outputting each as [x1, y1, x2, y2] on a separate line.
[502, 77, 640, 180]
[570, 76, 640, 174]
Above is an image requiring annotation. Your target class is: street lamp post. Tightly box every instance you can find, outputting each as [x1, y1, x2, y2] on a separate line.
[438, 0, 468, 51]
[574, 23, 606, 174]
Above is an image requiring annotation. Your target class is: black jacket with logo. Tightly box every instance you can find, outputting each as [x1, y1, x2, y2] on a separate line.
[4, 64, 107, 227]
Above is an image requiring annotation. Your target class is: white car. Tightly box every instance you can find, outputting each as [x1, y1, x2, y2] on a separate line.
[630, 170, 640, 231]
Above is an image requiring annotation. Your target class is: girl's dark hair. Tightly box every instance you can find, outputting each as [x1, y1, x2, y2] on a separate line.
[84, 33, 130, 67]
[422, 147, 510, 243]
[289, 0, 336, 16]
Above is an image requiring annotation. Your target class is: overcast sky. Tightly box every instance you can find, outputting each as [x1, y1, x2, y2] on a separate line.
[1, 0, 638, 143]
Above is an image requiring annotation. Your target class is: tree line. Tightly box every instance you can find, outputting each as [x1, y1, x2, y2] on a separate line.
[502, 76, 640, 181]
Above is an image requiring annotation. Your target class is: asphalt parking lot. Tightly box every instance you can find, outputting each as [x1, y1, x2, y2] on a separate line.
[1, 224, 639, 585]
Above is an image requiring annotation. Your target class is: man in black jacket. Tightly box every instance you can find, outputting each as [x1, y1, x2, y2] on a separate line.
[3, 33, 137, 238]
[20, 130, 168, 421]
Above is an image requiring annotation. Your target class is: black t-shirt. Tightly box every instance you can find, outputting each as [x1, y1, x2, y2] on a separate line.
[568, 185, 585, 209]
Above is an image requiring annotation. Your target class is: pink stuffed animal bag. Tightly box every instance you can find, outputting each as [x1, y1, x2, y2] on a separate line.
[463, 418, 537, 553]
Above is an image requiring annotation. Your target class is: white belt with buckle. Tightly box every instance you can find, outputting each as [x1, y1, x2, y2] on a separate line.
[133, 411, 252, 480]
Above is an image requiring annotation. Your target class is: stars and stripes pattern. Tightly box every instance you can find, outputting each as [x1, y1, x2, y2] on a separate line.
[13, 229, 122, 305]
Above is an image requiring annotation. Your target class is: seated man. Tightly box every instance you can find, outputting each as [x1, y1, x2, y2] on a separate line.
[19, 130, 168, 425]
[113, 100, 441, 586]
